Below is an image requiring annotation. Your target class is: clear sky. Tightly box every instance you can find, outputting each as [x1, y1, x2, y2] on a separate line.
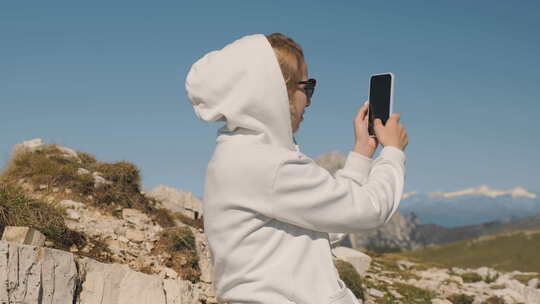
[2, 1, 539, 198]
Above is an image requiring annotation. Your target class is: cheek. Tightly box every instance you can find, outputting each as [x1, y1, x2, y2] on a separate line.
[293, 91, 306, 113]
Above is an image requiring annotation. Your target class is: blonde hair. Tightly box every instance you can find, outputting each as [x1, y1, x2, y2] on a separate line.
[265, 33, 306, 125]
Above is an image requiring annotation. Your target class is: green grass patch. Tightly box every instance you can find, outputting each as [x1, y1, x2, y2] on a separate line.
[335, 259, 365, 300]
[392, 282, 434, 303]
[511, 273, 540, 285]
[398, 230, 540, 273]
[460, 272, 482, 283]
[447, 293, 474, 304]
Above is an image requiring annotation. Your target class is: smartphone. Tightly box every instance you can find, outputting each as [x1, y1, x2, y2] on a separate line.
[368, 73, 394, 137]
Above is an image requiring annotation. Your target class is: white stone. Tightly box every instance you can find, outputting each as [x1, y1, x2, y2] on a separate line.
[368, 288, 384, 297]
[332, 246, 372, 276]
[126, 230, 146, 243]
[57, 146, 79, 159]
[431, 299, 452, 304]
[12, 138, 45, 155]
[93, 171, 112, 188]
[66, 209, 81, 221]
[397, 260, 417, 271]
[122, 208, 151, 226]
[78, 167, 91, 175]
[1, 226, 46, 247]
[59, 199, 86, 210]
[78, 257, 167, 304]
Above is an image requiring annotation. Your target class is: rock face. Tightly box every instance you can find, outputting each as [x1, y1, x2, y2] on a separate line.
[332, 246, 372, 276]
[146, 185, 203, 220]
[0, 240, 214, 304]
[1, 226, 46, 247]
[349, 211, 422, 251]
[0, 241, 78, 304]
[78, 258, 167, 304]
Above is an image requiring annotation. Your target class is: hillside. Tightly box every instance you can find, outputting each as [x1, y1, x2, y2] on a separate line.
[399, 228, 540, 273]
[1, 138, 540, 304]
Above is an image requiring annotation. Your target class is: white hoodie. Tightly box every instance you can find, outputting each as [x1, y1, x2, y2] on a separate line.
[185, 33, 406, 304]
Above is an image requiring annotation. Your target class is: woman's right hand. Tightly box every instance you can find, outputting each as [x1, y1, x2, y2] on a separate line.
[374, 113, 408, 151]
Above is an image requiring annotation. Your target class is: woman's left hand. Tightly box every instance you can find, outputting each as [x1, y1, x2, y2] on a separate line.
[352, 100, 378, 158]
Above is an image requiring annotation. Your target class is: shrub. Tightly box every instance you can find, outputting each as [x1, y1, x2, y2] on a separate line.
[0, 183, 85, 249]
[461, 272, 482, 283]
[152, 226, 201, 283]
[484, 271, 500, 283]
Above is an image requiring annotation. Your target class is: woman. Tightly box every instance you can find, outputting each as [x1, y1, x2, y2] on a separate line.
[185, 33, 408, 304]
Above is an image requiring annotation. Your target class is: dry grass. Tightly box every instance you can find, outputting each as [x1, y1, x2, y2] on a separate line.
[0, 183, 85, 249]
[1, 144, 184, 229]
[151, 226, 201, 283]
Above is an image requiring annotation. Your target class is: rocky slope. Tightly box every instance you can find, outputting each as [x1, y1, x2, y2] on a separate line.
[1, 139, 539, 304]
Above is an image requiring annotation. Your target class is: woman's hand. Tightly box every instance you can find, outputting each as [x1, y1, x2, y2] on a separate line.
[352, 100, 378, 158]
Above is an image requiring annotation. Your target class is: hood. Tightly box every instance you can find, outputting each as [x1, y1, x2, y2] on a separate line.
[185, 33, 296, 151]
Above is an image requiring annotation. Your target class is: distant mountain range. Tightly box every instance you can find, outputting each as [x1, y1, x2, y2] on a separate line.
[399, 185, 540, 227]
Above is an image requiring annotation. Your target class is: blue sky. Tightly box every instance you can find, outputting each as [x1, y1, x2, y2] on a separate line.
[1, 1, 539, 198]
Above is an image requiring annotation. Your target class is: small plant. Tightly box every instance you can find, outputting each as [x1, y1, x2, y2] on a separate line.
[483, 271, 500, 283]
[152, 226, 201, 283]
[393, 282, 434, 303]
[511, 273, 540, 285]
[334, 259, 364, 300]
[460, 272, 482, 283]
[168, 226, 196, 252]
[447, 293, 474, 304]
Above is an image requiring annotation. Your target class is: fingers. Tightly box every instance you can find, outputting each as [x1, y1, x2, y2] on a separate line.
[360, 103, 369, 121]
[355, 101, 369, 122]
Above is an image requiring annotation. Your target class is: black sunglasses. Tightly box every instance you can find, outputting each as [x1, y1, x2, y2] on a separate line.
[298, 78, 316, 100]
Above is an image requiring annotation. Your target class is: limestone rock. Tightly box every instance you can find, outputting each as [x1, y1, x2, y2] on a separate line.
[146, 185, 203, 220]
[77, 257, 167, 304]
[0, 241, 77, 304]
[12, 138, 45, 155]
[122, 208, 151, 226]
[1, 226, 46, 247]
[332, 246, 371, 276]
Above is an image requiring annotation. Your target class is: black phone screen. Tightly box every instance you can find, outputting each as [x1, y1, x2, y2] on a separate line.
[368, 74, 392, 137]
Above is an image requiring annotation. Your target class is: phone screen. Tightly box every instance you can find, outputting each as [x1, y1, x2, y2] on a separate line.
[368, 74, 392, 137]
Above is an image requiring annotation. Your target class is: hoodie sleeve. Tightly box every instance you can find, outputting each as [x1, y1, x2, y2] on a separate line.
[270, 146, 406, 233]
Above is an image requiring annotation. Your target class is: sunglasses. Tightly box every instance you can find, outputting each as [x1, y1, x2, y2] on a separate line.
[298, 78, 317, 100]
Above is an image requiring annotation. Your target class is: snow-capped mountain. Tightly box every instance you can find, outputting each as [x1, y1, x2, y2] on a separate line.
[399, 185, 540, 227]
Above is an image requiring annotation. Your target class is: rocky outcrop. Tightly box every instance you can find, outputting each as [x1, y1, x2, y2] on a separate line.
[0, 240, 215, 304]
[146, 185, 203, 220]
[77, 257, 167, 304]
[0, 241, 78, 304]
[349, 211, 422, 251]
[332, 246, 372, 276]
